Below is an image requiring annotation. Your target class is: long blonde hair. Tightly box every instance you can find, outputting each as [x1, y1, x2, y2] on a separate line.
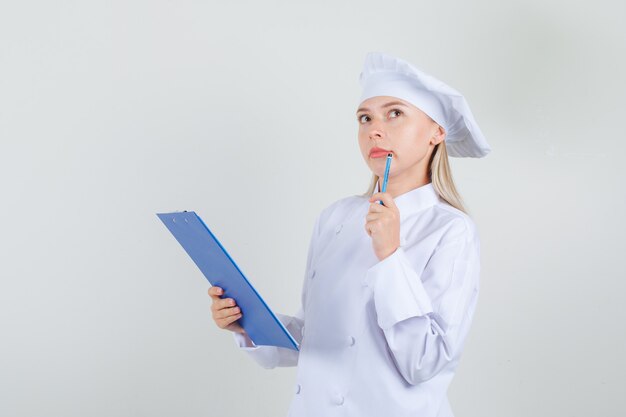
[360, 140, 470, 215]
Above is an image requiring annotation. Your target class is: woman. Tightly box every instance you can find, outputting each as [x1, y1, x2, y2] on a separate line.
[208, 51, 491, 417]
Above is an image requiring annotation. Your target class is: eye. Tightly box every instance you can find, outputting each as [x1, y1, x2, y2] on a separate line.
[358, 114, 370, 124]
[389, 109, 402, 118]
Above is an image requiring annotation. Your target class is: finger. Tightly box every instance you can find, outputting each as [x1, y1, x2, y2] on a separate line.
[368, 192, 397, 209]
[212, 297, 235, 312]
[367, 212, 397, 227]
[220, 298, 237, 310]
[217, 305, 241, 319]
[217, 313, 243, 328]
[365, 218, 385, 235]
[368, 202, 386, 213]
[365, 212, 383, 222]
[208, 286, 223, 299]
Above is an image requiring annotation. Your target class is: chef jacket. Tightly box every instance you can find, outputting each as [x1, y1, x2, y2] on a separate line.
[232, 181, 481, 417]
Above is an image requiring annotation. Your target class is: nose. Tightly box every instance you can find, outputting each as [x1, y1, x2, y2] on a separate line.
[369, 131, 382, 140]
[368, 124, 384, 141]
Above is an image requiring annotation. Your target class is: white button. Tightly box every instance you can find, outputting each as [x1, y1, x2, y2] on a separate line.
[295, 384, 301, 394]
[348, 336, 355, 346]
[335, 224, 343, 234]
[332, 393, 344, 405]
[310, 269, 316, 279]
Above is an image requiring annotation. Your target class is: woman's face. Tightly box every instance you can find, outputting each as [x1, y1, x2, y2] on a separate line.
[357, 96, 445, 185]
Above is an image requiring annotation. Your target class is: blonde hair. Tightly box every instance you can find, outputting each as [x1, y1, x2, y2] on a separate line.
[360, 140, 470, 215]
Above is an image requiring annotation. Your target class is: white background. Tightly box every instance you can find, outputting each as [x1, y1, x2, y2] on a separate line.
[1, 1, 624, 416]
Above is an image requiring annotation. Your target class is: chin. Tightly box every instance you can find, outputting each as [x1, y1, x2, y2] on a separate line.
[370, 168, 387, 178]
[369, 159, 392, 172]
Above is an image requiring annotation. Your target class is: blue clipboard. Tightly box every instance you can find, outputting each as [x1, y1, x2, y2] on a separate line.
[157, 211, 299, 351]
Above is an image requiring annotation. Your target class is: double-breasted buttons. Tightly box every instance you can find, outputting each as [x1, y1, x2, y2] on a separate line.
[331, 393, 345, 405]
[335, 224, 343, 234]
[295, 384, 301, 394]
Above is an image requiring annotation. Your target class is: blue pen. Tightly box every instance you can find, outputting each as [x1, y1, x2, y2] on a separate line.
[378, 153, 392, 205]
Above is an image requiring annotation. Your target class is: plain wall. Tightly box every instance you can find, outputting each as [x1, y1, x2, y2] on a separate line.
[1, 1, 624, 416]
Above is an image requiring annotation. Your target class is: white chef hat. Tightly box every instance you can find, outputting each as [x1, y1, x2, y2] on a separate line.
[358, 51, 491, 158]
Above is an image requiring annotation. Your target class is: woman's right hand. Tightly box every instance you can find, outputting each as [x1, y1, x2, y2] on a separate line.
[208, 286, 246, 334]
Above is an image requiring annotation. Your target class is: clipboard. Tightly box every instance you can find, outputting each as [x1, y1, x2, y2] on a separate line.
[156, 211, 299, 351]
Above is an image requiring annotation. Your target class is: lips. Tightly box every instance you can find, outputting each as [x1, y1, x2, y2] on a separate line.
[369, 147, 392, 158]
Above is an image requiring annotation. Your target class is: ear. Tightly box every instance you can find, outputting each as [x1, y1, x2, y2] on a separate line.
[431, 124, 446, 145]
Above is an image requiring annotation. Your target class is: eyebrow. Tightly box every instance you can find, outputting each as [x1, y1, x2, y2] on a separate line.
[356, 100, 409, 115]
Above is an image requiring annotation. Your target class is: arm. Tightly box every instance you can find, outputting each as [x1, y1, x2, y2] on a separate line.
[364, 226, 481, 385]
[231, 212, 321, 369]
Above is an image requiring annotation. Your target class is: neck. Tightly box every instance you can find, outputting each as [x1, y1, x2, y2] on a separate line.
[377, 173, 430, 198]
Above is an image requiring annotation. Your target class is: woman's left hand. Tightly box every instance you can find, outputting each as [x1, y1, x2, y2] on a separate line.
[366, 192, 401, 261]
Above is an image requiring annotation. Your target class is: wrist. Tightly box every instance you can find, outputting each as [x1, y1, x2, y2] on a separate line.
[378, 245, 399, 261]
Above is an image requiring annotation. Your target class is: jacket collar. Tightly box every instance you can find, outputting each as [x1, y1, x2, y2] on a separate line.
[375, 180, 441, 221]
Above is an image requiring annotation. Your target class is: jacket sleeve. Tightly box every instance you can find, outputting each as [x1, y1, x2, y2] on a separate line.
[364, 222, 481, 385]
[231, 310, 303, 368]
[230, 212, 321, 369]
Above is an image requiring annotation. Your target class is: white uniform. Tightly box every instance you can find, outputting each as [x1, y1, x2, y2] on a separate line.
[232, 181, 482, 417]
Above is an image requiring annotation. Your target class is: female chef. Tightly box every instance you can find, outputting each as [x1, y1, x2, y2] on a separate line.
[208, 51, 491, 417]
